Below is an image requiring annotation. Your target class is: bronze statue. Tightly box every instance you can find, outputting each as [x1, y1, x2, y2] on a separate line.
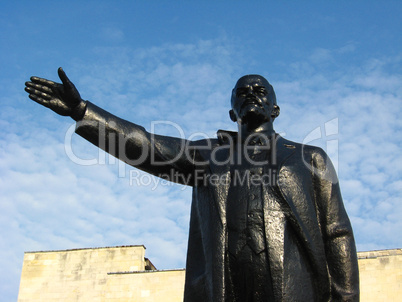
[25, 68, 359, 301]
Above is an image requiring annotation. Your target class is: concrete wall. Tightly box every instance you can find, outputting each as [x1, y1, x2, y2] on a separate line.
[105, 270, 185, 301]
[18, 246, 402, 301]
[17, 245, 184, 302]
[358, 249, 402, 302]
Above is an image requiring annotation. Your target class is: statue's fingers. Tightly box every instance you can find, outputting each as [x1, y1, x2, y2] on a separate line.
[28, 94, 50, 108]
[25, 87, 52, 100]
[25, 82, 53, 94]
[30, 76, 57, 87]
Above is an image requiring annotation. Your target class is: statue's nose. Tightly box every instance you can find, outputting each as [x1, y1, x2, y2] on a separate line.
[246, 88, 257, 98]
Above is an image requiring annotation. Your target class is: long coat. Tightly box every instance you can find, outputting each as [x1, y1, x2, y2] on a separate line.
[76, 102, 359, 301]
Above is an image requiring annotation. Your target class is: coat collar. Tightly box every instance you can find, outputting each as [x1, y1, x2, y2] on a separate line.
[216, 130, 296, 169]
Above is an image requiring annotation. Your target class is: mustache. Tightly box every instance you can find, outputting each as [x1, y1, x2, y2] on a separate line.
[241, 96, 262, 109]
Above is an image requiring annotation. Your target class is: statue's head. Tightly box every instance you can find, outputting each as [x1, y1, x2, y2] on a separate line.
[229, 75, 279, 127]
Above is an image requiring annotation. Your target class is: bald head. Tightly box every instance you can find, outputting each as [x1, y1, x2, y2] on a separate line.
[232, 75, 276, 107]
[229, 75, 279, 128]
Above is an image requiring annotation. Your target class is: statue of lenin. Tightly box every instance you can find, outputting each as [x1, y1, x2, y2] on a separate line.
[25, 68, 359, 301]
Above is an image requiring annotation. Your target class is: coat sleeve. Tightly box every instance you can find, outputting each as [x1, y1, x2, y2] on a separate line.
[311, 148, 359, 301]
[74, 101, 201, 186]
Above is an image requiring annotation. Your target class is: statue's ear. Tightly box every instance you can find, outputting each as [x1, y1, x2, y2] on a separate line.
[229, 109, 237, 122]
[271, 105, 280, 119]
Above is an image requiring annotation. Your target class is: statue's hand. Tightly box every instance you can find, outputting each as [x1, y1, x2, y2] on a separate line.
[25, 67, 84, 118]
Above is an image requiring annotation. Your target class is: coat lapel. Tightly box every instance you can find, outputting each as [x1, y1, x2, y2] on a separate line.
[275, 136, 329, 292]
[263, 135, 297, 300]
[275, 136, 315, 246]
[208, 144, 232, 227]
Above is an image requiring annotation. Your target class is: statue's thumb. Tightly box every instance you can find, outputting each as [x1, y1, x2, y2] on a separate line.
[58, 67, 71, 86]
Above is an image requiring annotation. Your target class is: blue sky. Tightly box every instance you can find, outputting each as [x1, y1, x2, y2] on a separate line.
[1, 1, 401, 300]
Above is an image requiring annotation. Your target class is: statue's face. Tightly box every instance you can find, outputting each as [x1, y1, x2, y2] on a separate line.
[231, 75, 276, 126]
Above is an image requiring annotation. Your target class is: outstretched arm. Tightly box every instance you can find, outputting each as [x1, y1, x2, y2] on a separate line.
[75, 101, 203, 186]
[25, 67, 86, 121]
[24, 67, 205, 185]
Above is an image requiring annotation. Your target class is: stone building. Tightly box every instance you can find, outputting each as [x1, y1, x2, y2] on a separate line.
[18, 246, 401, 301]
[358, 248, 402, 302]
[17, 245, 185, 301]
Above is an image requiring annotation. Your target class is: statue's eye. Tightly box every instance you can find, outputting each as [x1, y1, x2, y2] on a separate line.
[236, 89, 247, 97]
[256, 88, 267, 96]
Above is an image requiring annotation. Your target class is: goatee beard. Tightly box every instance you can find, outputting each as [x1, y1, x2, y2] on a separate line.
[240, 109, 269, 129]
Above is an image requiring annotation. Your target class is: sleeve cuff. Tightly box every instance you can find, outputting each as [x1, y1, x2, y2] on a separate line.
[71, 100, 88, 121]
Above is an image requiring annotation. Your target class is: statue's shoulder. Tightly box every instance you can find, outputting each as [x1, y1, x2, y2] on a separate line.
[277, 136, 329, 163]
[300, 142, 328, 161]
[188, 136, 220, 148]
[217, 129, 238, 145]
